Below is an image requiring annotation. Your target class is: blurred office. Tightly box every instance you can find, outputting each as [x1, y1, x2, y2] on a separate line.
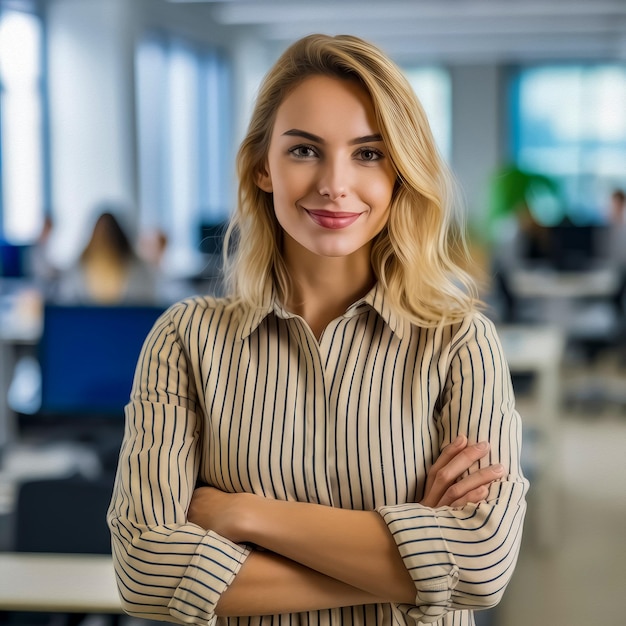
[0, 1, 625, 625]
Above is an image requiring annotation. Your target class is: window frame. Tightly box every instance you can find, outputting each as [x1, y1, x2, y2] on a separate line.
[402, 64, 452, 163]
[0, 1, 49, 244]
[135, 31, 232, 272]
[509, 62, 626, 225]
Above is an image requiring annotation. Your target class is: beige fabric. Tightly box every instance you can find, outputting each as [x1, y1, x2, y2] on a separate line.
[108, 284, 528, 626]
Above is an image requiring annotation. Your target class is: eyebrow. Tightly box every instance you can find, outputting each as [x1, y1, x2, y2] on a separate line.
[282, 128, 383, 145]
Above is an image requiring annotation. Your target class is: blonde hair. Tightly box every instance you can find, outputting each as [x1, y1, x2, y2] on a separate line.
[224, 33, 480, 327]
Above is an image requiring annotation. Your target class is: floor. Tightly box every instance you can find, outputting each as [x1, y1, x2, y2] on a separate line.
[493, 350, 626, 626]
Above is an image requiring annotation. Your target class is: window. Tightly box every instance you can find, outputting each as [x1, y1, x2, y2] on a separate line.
[136, 34, 231, 273]
[512, 65, 626, 224]
[0, 6, 46, 243]
[404, 66, 452, 162]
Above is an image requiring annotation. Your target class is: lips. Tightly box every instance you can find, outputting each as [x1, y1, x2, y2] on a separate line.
[306, 209, 362, 230]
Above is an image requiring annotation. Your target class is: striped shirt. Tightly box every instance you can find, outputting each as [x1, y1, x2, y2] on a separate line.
[108, 283, 528, 626]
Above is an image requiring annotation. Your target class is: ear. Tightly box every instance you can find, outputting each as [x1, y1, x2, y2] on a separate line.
[256, 165, 273, 193]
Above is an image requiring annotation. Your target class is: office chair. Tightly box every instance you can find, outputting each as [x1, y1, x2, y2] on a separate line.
[10, 474, 119, 626]
[13, 474, 113, 554]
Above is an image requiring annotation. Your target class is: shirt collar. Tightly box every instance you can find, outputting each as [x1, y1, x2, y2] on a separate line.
[236, 283, 275, 340]
[237, 282, 409, 340]
[349, 283, 409, 339]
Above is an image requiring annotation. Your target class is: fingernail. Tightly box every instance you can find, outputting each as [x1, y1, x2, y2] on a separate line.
[453, 435, 464, 446]
[476, 441, 489, 450]
[493, 464, 505, 474]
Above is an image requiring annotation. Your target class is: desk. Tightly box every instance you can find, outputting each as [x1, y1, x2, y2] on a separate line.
[0, 553, 122, 613]
[507, 266, 621, 299]
[506, 266, 622, 342]
[498, 325, 565, 550]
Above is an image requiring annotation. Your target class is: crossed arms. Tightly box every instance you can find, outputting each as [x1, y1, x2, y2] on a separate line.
[187, 435, 505, 616]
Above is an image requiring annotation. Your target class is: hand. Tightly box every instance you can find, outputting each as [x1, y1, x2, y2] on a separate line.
[187, 485, 253, 543]
[419, 435, 505, 508]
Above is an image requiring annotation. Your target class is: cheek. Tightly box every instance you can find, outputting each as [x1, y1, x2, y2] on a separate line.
[272, 164, 311, 204]
[368, 174, 395, 208]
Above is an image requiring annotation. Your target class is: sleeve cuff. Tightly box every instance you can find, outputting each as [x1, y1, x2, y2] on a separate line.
[168, 530, 251, 625]
[377, 503, 459, 622]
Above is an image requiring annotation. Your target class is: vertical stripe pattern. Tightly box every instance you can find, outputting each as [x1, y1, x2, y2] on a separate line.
[108, 285, 528, 626]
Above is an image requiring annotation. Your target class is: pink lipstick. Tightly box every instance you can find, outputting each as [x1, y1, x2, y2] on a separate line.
[306, 210, 361, 229]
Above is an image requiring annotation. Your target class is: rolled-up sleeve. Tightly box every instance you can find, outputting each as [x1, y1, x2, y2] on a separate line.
[107, 303, 250, 625]
[377, 313, 529, 623]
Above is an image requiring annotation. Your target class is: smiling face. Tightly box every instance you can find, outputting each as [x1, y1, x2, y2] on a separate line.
[256, 74, 397, 267]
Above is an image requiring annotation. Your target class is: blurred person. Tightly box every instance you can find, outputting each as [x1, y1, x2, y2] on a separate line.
[108, 34, 528, 626]
[609, 188, 625, 226]
[137, 226, 201, 302]
[606, 189, 626, 335]
[29, 214, 60, 289]
[9, 211, 161, 414]
[137, 227, 169, 270]
[55, 209, 159, 304]
[604, 188, 626, 270]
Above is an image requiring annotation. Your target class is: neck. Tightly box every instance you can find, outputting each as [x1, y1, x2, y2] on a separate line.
[282, 240, 375, 339]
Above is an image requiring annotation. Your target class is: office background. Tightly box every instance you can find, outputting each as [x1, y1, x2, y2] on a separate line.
[1, 1, 626, 626]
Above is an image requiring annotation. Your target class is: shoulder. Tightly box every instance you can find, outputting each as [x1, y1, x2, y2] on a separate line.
[448, 310, 500, 348]
[161, 294, 241, 323]
[409, 310, 499, 346]
[410, 310, 503, 366]
[439, 311, 509, 380]
[157, 295, 250, 342]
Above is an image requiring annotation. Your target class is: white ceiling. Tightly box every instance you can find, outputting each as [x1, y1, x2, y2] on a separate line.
[167, 0, 626, 64]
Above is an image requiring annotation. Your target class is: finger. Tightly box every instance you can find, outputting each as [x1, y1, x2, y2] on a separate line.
[437, 441, 491, 482]
[438, 464, 504, 507]
[427, 442, 491, 505]
[449, 485, 490, 508]
[424, 435, 468, 493]
[429, 435, 468, 474]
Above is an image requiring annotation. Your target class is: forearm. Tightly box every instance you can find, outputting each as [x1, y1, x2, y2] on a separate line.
[188, 436, 505, 610]
[216, 549, 383, 616]
[189, 438, 500, 605]
[240, 498, 415, 603]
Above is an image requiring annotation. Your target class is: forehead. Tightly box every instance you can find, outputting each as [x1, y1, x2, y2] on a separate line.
[273, 74, 380, 138]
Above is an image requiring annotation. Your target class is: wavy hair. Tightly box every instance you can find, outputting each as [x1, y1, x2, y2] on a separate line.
[224, 33, 480, 326]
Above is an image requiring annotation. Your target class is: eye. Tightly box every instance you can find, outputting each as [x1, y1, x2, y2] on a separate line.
[356, 148, 384, 162]
[289, 145, 318, 159]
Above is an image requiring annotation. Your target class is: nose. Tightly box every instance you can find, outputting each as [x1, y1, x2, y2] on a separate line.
[317, 156, 347, 200]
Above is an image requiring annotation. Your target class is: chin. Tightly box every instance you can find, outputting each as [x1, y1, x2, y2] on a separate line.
[285, 230, 370, 260]
[309, 243, 364, 258]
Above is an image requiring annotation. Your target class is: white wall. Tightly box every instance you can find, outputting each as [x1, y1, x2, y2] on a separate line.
[450, 63, 505, 221]
[46, 0, 136, 265]
[44, 0, 229, 266]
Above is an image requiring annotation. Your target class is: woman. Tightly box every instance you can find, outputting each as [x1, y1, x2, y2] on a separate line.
[108, 34, 528, 626]
[56, 209, 159, 304]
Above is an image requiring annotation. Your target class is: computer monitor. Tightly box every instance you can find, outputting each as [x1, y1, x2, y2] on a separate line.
[198, 221, 228, 255]
[37, 304, 166, 418]
[547, 224, 609, 271]
[0, 242, 31, 278]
